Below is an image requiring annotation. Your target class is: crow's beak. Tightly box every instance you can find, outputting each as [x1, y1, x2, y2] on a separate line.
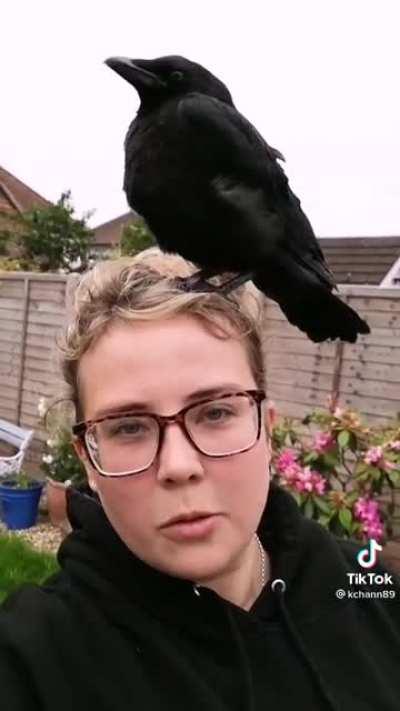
[105, 56, 166, 93]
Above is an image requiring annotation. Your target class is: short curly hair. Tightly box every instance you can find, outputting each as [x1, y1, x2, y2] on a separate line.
[57, 247, 268, 422]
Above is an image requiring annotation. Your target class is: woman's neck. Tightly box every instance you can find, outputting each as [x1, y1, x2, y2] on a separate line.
[196, 537, 270, 611]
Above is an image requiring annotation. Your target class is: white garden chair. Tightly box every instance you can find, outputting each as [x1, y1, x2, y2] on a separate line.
[0, 419, 34, 480]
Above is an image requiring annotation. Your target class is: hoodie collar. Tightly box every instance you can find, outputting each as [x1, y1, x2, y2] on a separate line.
[60, 481, 305, 621]
[60, 481, 339, 711]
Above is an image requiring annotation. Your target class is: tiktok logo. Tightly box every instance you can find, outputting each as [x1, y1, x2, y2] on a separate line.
[357, 538, 383, 569]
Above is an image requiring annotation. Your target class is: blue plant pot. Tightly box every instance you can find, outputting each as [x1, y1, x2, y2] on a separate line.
[0, 480, 44, 530]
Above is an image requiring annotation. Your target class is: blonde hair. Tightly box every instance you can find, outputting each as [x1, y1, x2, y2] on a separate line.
[57, 247, 267, 422]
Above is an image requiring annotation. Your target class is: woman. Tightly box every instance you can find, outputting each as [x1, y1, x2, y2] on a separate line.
[0, 247, 399, 711]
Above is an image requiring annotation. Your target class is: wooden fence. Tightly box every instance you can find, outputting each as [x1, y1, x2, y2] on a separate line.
[262, 285, 400, 425]
[0, 273, 76, 467]
[0, 274, 399, 466]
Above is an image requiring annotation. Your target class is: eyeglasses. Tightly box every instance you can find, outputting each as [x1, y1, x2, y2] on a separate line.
[72, 389, 266, 478]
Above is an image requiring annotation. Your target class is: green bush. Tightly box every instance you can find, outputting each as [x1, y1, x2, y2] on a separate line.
[0, 192, 94, 273]
[120, 218, 156, 256]
[0, 257, 25, 271]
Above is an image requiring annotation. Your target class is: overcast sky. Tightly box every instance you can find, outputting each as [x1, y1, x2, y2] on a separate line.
[2, 0, 399, 236]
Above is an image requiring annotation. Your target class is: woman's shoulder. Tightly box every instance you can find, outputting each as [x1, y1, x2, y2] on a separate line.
[0, 573, 71, 645]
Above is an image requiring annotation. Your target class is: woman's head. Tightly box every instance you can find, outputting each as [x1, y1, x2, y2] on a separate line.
[61, 247, 268, 420]
[58, 247, 272, 583]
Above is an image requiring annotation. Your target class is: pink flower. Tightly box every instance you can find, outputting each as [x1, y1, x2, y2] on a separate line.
[276, 449, 298, 473]
[280, 463, 326, 495]
[279, 462, 303, 484]
[354, 497, 379, 521]
[295, 466, 314, 492]
[388, 440, 400, 452]
[280, 462, 301, 487]
[312, 473, 327, 495]
[382, 460, 396, 472]
[364, 446, 383, 466]
[354, 497, 384, 541]
[294, 478, 308, 493]
[362, 520, 384, 540]
[313, 431, 335, 453]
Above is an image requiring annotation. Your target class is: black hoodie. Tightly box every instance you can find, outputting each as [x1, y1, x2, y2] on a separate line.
[0, 482, 399, 711]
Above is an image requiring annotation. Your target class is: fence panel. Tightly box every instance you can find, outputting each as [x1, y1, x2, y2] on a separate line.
[0, 273, 68, 469]
[1, 274, 399, 479]
[262, 286, 400, 425]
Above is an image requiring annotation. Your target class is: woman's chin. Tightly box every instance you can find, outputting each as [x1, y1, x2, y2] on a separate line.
[154, 551, 229, 585]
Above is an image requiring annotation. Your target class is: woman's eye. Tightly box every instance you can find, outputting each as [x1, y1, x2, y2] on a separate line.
[204, 408, 232, 422]
[108, 419, 146, 437]
[170, 70, 184, 83]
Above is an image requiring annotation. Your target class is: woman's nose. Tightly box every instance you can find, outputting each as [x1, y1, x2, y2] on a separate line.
[156, 421, 205, 483]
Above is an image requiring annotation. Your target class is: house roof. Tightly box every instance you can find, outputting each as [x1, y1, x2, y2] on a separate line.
[0, 165, 51, 214]
[93, 211, 139, 246]
[317, 236, 400, 285]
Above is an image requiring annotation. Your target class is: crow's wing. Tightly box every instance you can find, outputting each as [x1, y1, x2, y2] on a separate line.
[178, 94, 336, 290]
[178, 94, 287, 186]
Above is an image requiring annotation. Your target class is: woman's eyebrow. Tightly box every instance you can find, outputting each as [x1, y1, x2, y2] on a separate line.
[94, 383, 243, 417]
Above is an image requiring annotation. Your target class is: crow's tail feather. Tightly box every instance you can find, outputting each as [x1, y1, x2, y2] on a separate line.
[280, 292, 370, 343]
[253, 271, 370, 343]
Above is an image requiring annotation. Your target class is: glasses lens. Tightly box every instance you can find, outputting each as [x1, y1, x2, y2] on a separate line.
[186, 394, 259, 456]
[86, 414, 159, 476]
[85, 394, 260, 476]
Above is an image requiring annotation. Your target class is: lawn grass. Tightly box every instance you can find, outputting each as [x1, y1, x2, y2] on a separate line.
[0, 534, 60, 604]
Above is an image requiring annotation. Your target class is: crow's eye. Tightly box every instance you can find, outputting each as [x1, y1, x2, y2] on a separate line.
[170, 70, 184, 83]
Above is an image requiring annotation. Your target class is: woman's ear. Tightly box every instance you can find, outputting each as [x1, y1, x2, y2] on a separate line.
[72, 436, 84, 460]
[72, 437, 98, 493]
[265, 399, 276, 438]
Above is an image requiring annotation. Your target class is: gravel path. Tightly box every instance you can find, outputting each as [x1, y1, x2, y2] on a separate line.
[0, 520, 64, 555]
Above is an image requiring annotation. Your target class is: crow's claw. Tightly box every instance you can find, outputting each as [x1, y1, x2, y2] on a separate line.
[174, 271, 253, 295]
[174, 275, 219, 293]
[217, 272, 253, 294]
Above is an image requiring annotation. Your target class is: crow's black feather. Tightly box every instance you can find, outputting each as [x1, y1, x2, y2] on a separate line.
[105, 54, 370, 342]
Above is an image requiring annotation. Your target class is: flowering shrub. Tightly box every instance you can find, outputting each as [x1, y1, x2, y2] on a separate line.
[38, 397, 86, 486]
[270, 401, 400, 543]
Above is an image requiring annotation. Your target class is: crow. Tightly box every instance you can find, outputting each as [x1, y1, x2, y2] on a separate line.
[105, 54, 370, 343]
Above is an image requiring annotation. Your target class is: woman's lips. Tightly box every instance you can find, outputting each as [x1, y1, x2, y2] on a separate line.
[160, 514, 221, 541]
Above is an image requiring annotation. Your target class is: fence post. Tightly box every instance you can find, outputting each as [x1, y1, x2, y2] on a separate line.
[329, 290, 351, 412]
[16, 276, 30, 425]
[330, 340, 344, 412]
[65, 274, 80, 321]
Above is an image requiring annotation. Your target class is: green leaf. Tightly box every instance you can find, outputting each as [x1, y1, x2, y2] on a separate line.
[354, 462, 368, 476]
[346, 490, 360, 506]
[304, 497, 314, 519]
[349, 521, 361, 535]
[338, 508, 353, 532]
[347, 432, 358, 451]
[322, 452, 339, 468]
[313, 496, 331, 515]
[388, 470, 400, 486]
[318, 514, 331, 527]
[356, 470, 371, 482]
[303, 451, 319, 464]
[290, 490, 302, 506]
[338, 430, 350, 449]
